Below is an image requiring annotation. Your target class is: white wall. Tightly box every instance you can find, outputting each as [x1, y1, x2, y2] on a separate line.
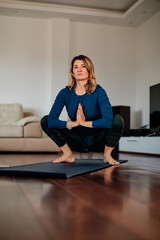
[136, 11, 160, 128]
[70, 22, 136, 128]
[0, 16, 51, 116]
[50, 18, 70, 120]
[0, 16, 71, 119]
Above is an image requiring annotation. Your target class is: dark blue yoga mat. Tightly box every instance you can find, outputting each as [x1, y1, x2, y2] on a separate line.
[0, 159, 128, 178]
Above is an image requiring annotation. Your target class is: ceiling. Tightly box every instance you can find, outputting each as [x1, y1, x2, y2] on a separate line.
[14, 0, 138, 11]
[0, 0, 160, 27]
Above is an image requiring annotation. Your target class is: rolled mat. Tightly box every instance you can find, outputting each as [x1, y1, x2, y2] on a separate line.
[0, 159, 128, 178]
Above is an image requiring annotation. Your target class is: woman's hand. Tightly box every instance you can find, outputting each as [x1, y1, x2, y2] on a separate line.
[77, 103, 86, 125]
[76, 103, 93, 128]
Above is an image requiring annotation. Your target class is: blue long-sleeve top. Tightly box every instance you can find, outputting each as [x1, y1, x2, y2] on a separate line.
[48, 85, 113, 133]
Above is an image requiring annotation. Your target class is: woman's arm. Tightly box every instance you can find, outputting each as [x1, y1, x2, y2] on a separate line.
[48, 89, 68, 129]
[48, 88, 81, 129]
[76, 87, 113, 129]
[92, 88, 113, 129]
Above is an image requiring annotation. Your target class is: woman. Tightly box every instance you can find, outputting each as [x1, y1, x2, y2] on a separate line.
[41, 55, 124, 165]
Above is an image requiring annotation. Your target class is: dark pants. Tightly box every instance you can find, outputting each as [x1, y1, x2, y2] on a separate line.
[41, 114, 124, 153]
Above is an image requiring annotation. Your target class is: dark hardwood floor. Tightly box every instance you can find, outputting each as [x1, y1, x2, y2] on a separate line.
[0, 152, 160, 240]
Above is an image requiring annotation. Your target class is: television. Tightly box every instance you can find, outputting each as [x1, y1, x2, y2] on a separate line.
[150, 83, 160, 131]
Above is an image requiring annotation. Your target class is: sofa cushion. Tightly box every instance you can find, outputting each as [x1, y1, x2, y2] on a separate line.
[24, 122, 42, 138]
[0, 125, 23, 137]
[0, 103, 23, 125]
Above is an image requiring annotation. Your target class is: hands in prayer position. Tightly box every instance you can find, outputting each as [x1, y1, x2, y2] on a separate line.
[67, 103, 92, 129]
[76, 103, 85, 125]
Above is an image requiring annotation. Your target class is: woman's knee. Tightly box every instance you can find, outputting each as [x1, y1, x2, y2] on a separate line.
[113, 114, 124, 130]
[41, 115, 48, 129]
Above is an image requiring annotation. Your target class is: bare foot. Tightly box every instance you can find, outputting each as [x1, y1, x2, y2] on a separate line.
[104, 155, 120, 166]
[51, 153, 75, 164]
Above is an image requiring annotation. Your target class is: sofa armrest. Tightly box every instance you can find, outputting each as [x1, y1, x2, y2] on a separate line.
[12, 116, 41, 127]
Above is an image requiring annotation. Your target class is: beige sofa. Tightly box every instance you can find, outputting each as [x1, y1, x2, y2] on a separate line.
[0, 103, 60, 152]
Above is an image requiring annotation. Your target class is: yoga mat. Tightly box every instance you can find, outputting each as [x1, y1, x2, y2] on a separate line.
[0, 159, 128, 178]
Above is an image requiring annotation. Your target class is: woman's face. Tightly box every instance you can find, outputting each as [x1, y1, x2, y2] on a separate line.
[72, 60, 89, 81]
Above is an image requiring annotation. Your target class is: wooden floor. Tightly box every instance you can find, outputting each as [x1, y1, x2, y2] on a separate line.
[0, 152, 160, 240]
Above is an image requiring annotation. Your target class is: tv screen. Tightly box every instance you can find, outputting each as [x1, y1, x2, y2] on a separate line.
[150, 83, 160, 130]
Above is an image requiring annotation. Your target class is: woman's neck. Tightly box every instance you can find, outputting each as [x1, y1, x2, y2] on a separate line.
[75, 80, 87, 95]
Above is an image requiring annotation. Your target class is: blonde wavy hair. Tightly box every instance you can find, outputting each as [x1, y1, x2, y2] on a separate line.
[68, 55, 97, 94]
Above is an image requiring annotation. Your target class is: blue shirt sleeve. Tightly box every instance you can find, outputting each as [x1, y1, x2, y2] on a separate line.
[92, 87, 113, 128]
[47, 88, 67, 129]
